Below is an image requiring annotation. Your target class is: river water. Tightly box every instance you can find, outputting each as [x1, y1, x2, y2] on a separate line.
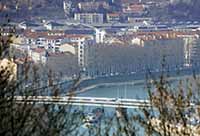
[78, 82, 149, 99]
[75, 74, 200, 135]
[77, 74, 198, 100]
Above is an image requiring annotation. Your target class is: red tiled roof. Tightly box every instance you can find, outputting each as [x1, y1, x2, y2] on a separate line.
[64, 34, 90, 38]
[123, 4, 145, 12]
[107, 13, 120, 16]
[24, 31, 91, 40]
[130, 5, 144, 10]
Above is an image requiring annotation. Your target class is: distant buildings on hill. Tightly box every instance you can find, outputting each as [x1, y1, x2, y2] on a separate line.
[74, 13, 104, 24]
[62, 0, 174, 24]
[5, 14, 200, 79]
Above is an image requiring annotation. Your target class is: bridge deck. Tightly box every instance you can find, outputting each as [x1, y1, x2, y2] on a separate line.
[14, 96, 151, 109]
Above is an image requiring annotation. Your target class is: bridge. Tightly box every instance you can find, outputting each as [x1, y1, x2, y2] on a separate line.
[14, 96, 151, 109]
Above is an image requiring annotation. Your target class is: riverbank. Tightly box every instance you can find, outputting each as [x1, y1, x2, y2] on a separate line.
[66, 68, 200, 96]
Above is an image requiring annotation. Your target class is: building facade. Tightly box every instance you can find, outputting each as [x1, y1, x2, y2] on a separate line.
[106, 13, 120, 23]
[74, 13, 104, 24]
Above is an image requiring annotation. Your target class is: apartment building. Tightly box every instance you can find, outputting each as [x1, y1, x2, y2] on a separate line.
[77, 1, 109, 11]
[74, 13, 104, 24]
[106, 13, 120, 23]
[122, 3, 145, 14]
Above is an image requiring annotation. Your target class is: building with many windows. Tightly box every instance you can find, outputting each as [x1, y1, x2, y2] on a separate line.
[106, 13, 120, 23]
[77, 1, 109, 11]
[74, 13, 104, 24]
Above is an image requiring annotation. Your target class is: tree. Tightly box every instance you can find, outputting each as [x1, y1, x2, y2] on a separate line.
[0, 12, 86, 135]
[135, 61, 200, 136]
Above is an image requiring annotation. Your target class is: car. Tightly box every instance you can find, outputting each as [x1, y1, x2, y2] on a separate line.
[115, 72, 119, 76]
[131, 72, 136, 74]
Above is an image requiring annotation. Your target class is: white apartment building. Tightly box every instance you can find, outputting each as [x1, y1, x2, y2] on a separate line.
[74, 13, 104, 24]
[95, 29, 106, 43]
[77, 39, 95, 71]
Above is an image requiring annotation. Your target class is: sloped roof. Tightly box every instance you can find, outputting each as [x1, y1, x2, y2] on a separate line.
[64, 29, 94, 35]
[46, 21, 65, 27]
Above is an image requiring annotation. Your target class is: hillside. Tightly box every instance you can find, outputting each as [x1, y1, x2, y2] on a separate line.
[167, 0, 200, 21]
[0, 0, 65, 20]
